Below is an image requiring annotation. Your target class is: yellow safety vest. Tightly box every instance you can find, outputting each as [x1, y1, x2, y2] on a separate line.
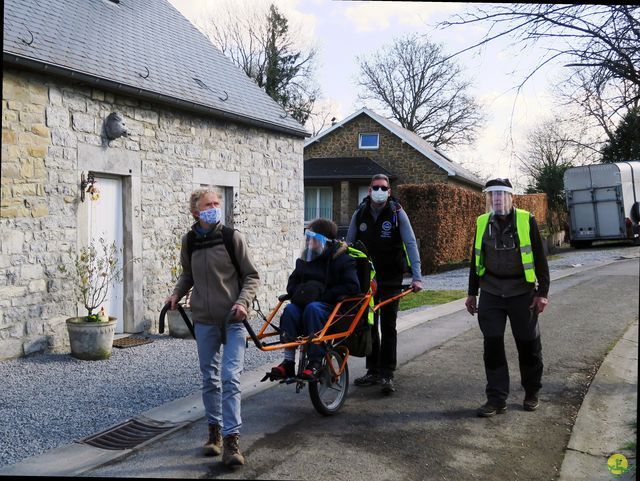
[474, 208, 536, 283]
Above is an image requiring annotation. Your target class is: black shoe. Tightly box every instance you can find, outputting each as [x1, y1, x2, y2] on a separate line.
[380, 377, 396, 394]
[476, 401, 507, 417]
[268, 360, 295, 380]
[523, 391, 539, 411]
[354, 372, 380, 386]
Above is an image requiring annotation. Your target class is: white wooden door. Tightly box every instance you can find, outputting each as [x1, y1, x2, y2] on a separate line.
[87, 176, 124, 333]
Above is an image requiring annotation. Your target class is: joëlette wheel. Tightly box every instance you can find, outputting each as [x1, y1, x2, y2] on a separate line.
[309, 350, 349, 416]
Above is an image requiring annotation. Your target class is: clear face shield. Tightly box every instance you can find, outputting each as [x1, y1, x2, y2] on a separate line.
[485, 190, 513, 216]
[300, 230, 329, 262]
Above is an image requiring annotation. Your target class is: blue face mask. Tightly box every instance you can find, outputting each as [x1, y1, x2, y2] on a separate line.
[198, 207, 221, 225]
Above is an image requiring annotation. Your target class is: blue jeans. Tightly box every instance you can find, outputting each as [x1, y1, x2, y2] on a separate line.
[194, 321, 246, 437]
[280, 301, 333, 362]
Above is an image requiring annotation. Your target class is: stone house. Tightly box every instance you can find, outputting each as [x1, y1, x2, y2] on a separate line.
[303, 107, 483, 232]
[1, 0, 308, 360]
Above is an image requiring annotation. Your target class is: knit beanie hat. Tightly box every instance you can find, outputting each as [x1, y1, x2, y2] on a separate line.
[307, 218, 338, 240]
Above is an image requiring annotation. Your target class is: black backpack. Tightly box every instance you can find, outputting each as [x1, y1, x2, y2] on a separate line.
[186, 225, 242, 288]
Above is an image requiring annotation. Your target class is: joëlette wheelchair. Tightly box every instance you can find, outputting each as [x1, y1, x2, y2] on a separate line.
[158, 246, 413, 416]
[241, 283, 412, 416]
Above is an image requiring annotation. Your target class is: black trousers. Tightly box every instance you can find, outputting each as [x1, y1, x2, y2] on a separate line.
[366, 283, 402, 378]
[477, 290, 544, 403]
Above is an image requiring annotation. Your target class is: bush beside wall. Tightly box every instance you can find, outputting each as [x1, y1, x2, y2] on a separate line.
[513, 193, 547, 227]
[397, 184, 550, 274]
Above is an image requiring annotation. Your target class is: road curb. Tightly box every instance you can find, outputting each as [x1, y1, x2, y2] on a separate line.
[558, 321, 638, 481]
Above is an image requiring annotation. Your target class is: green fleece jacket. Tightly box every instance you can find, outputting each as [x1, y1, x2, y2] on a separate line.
[172, 222, 260, 326]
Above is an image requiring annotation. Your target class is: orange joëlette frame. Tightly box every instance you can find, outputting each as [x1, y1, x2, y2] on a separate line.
[244, 288, 413, 353]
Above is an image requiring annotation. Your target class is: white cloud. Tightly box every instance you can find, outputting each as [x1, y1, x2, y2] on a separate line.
[447, 87, 555, 181]
[169, 0, 318, 48]
[341, 2, 461, 33]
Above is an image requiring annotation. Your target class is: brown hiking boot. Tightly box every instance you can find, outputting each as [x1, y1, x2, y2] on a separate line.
[222, 434, 245, 467]
[203, 423, 222, 456]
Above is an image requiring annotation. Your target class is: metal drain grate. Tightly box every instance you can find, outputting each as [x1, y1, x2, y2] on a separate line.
[79, 417, 184, 450]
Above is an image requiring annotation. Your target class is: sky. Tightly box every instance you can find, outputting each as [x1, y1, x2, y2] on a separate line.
[168, 0, 564, 191]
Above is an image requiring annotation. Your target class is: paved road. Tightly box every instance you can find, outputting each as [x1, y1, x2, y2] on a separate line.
[83, 258, 639, 480]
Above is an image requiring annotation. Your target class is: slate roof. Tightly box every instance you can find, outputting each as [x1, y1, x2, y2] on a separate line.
[305, 108, 483, 187]
[2, 0, 308, 137]
[304, 157, 396, 180]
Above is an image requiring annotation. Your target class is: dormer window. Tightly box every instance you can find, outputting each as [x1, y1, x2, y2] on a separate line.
[359, 133, 379, 150]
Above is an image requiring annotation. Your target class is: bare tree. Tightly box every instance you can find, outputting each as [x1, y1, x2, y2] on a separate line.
[356, 34, 485, 149]
[440, 5, 640, 145]
[556, 68, 639, 147]
[196, 2, 319, 124]
[517, 118, 592, 230]
[441, 5, 639, 90]
[305, 99, 342, 137]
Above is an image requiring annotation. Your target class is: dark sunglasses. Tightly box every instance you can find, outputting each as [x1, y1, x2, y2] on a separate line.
[371, 185, 389, 191]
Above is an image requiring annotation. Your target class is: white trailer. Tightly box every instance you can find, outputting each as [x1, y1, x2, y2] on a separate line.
[564, 161, 640, 248]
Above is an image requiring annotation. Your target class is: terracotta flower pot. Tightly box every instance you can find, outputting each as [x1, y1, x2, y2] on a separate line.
[66, 316, 117, 360]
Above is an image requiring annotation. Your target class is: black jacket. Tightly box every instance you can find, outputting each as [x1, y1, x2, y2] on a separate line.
[286, 242, 360, 305]
[355, 196, 406, 281]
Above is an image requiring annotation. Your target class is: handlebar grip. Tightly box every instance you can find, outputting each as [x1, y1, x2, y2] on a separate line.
[221, 310, 236, 345]
[159, 303, 171, 334]
[159, 303, 195, 339]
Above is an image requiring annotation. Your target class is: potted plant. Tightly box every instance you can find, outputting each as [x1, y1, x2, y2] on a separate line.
[162, 244, 193, 339]
[59, 238, 136, 360]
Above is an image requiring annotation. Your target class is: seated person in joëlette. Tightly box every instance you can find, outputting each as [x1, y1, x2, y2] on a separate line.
[269, 218, 360, 380]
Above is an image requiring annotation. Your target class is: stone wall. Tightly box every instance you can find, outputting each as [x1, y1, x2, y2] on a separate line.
[304, 113, 450, 185]
[1, 68, 304, 360]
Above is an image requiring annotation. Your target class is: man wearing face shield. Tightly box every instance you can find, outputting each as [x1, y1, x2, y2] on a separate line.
[465, 178, 550, 417]
[346, 174, 423, 395]
[269, 218, 360, 381]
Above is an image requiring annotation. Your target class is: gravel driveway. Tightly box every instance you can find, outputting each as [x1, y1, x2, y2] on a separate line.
[1, 242, 637, 468]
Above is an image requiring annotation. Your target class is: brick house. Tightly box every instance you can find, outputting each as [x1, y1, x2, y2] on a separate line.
[304, 108, 483, 232]
[1, 0, 309, 359]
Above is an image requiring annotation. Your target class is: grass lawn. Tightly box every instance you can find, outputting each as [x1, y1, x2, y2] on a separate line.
[399, 289, 467, 311]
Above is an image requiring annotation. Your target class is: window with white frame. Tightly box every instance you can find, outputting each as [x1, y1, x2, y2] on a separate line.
[304, 187, 333, 222]
[358, 133, 379, 149]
